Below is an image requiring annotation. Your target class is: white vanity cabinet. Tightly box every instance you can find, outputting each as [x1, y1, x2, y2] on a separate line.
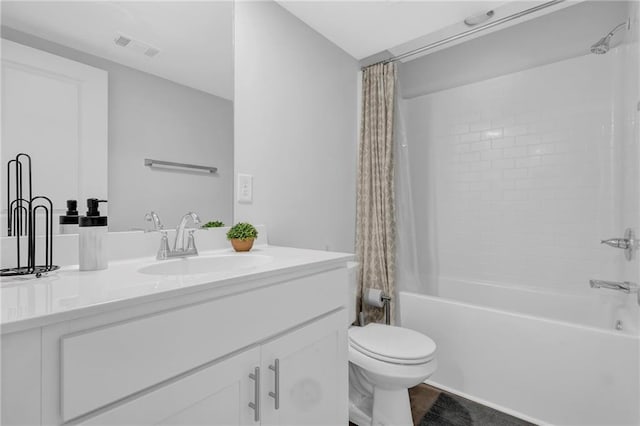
[259, 310, 347, 426]
[82, 347, 262, 426]
[82, 311, 346, 426]
[1, 264, 350, 426]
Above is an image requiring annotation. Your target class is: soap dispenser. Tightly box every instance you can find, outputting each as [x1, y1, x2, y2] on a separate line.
[59, 200, 79, 234]
[79, 198, 108, 271]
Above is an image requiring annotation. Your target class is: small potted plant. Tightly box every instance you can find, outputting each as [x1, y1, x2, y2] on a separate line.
[201, 220, 225, 229]
[226, 222, 258, 252]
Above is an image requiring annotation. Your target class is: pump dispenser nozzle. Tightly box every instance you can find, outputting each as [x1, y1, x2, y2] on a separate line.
[79, 198, 108, 227]
[59, 199, 80, 231]
[86, 198, 107, 216]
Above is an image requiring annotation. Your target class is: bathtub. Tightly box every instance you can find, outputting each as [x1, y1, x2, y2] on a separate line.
[400, 280, 640, 426]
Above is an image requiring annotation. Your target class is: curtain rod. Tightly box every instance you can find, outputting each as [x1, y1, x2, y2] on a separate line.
[363, 0, 565, 70]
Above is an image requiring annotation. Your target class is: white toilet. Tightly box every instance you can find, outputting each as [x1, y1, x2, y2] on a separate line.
[346, 263, 437, 426]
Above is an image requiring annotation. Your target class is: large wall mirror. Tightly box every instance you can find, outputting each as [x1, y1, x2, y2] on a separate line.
[1, 1, 233, 233]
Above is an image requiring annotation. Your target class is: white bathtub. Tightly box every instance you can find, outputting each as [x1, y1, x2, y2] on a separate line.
[400, 283, 640, 426]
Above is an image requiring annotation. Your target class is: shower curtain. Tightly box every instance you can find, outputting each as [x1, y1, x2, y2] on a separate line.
[356, 62, 397, 324]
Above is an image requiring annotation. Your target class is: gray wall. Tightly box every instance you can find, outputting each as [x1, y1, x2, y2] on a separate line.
[234, 1, 359, 252]
[2, 27, 234, 231]
[399, 1, 631, 98]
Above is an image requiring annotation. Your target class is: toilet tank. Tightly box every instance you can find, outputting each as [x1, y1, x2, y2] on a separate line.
[347, 262, 358, 325]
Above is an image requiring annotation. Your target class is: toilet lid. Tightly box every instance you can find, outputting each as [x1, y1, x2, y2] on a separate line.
[349, 323, 436, 365]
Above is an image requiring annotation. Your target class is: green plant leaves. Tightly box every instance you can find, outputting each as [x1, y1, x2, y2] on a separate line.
[226, 222, 258, 240]
[202, 220, 225, 228]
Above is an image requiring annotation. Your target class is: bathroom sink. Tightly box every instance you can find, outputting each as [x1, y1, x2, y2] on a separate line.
[138, 254, 273, 276]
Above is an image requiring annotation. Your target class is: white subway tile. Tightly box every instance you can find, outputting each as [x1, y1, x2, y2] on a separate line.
[504, 169, 529, 179]
[459, 152, 482, 162]
[527, 144, 554, 155]
[482, 129, 504, 140]
[503, 146, 528, 158]
[452, 123, 469, 135]
[503, 125, 528, 137]
[460, 132, 483, 143]
[481, 149, 503, 161]
[504, 190, 527, 201]
[405, 51, 622, 291]
[491, 137, 514, 148]
[471, 140, 491, 151]
[491, 158, 516, 169]
[455, 143, 471, 153]
[469, 121, 492, 132]
[470, 161, 491, 171]
[515, 134, 541, 145]
[482, 170, 502, 180]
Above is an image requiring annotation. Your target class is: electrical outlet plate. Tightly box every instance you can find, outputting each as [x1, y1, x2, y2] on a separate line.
[237, 173, 253, 203]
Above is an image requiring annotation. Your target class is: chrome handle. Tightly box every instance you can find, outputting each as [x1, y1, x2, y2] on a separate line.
[590, 280, 640, 305]
[156, 231, 170, 260]
[144, 211, 164, 231]
[248, 367, 260, 422]
[589, 279, 638, 293]
[186, 229, 198, 253]
[601, 238, 630, 249]
[600, 228, 635, 261]
[268, 359, 280, 410]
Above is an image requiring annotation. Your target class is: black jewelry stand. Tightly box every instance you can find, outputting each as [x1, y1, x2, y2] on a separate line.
[2, 153, 59, 277]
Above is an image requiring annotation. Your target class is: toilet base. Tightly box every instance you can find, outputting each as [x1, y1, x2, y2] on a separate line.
[371, 387, 413, 426]
[349, 387, 413, 426]
[349, 384, 413, 426]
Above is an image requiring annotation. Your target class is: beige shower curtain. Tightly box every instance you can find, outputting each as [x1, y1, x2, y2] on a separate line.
[356, 62, 397, 324]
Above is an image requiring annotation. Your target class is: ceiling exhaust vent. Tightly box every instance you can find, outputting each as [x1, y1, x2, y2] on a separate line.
[114, 33, 160, 58]
[143, 47, 160, 58]
[114, 34, 131, 47]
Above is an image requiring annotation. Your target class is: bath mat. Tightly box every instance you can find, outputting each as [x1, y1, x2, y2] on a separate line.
[419, 392, 536, 426]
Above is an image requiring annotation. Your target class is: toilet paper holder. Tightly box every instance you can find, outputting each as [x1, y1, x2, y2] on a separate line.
[360, 289, 392, 326]
[381, 293, 391, 325]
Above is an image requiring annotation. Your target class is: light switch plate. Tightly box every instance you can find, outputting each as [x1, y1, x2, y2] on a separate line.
[237, 173, 253, 203]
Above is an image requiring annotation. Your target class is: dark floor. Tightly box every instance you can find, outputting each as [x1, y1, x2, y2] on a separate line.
[350, 383, 537, 426]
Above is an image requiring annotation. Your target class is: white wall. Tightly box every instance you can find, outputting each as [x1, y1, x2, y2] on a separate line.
[399, 1, 630, 98]
[404, 49, 630, 296]
[1, 27, 234, 231]
[234, 1, 358, 252]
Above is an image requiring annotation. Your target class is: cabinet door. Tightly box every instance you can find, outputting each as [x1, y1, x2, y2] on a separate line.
[260, 310, 348, 426]
[82, 347, 260, 426]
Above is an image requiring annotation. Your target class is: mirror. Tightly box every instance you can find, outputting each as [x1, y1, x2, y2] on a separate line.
[1, 1, 234, 233]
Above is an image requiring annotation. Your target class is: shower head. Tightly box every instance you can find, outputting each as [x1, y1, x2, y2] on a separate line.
[590, 35, 612, 54]
[590, 21, 628, 55]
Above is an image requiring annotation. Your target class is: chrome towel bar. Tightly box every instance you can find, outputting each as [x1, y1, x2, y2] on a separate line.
[144, 158, 217, 174]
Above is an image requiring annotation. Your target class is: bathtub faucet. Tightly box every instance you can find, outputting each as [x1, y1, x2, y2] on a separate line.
[589, 279, 640, 306]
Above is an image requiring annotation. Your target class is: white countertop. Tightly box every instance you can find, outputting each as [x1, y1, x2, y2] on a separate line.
[1, 245, 354, 334]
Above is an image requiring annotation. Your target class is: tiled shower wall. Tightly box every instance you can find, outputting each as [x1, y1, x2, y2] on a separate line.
[404, 50, 630, 293]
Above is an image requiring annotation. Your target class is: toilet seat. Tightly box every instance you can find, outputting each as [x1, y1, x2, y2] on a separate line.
[349, 323, 436, 365]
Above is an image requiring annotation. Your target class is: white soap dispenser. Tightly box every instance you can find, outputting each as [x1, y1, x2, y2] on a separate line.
[78, 198, 108, 271]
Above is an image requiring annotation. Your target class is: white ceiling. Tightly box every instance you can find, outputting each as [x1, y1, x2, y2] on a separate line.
[277, 0, 506, 60]
[1, 1, 233, 100]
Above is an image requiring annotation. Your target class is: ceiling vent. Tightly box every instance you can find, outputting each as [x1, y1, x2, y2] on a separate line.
[114, 33, 160, 58]
[114, 34, 131, 47]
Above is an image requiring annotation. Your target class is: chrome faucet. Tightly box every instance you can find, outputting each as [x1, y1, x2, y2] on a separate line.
[155, 212, 201, 260]
[589, 279, 640, 306]
[174, 212, 201, 251]
[144, 211, 164, 232]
